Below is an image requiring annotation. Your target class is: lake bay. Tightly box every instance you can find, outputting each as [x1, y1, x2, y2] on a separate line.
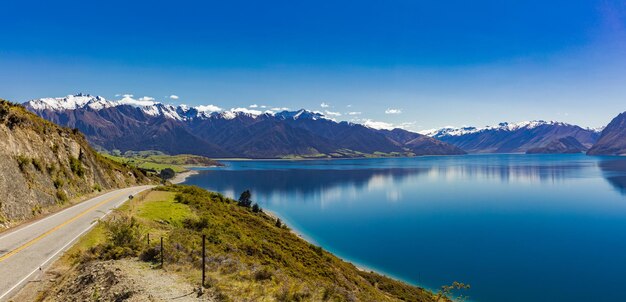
[184, 154, 626, 302]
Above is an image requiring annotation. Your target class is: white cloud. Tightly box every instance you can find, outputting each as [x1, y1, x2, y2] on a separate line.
[138, 96, 155, 102]
[260, 105, 267, 108]
[249, 104, 259, 108]
[231, 107, 263, 116]
[169, 95, 179, 100]
[347, 111, 362, 115]
[320, 102, 330, 108]
[271, 107, 289, 111]
[325, 110, 342, 116]
[385, 108, 402, 114]
[196, 105, 223, 112]
[117, 94, 156, 107]
[346, 104, 352, 108]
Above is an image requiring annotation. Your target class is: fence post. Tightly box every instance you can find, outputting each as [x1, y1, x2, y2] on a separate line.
[160, 236, 164, 269]
[147, 233, 150, 245]
[202, 234, 206, 290]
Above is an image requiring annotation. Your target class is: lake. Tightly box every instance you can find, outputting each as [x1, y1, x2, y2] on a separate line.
[183, 154, 626, 302]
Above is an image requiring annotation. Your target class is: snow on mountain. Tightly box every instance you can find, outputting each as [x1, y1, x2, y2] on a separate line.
[24, 94, 332, 123]
[420, 120, 573, 137]
[274, 109, 325, 121]
[26, 93, 115, 111]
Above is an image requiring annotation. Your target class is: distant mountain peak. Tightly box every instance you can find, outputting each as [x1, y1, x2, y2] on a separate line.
[275, 109, 326, 121]
[419, 120, 571, 137]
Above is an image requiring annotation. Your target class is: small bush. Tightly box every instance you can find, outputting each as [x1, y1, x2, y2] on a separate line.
[182, 216, 209, 231]
[51, 144, 59, 155]
[253, 267, 273, 281]
[17, 155, 30, 172]
[139, 246, 161, 263]
[98, 215, 144, 260]
[32, 158, 44, 172]
[92, 183, 102, 192]
[252, 203, 261, 213]
[56, 189, 69, 203]
[46, 164, 57, 175]
[7, 114, 27, 129]
[69, 156, 85, 177]
[53, 178, 64, 189]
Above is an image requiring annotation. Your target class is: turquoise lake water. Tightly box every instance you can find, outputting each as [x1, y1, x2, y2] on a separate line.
[183, 154, 626, 302]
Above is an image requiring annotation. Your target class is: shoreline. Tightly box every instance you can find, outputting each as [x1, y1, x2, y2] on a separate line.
[170, 170, 199, 184]
[175, 174, 435, 294]
[261, 209, 419, 289]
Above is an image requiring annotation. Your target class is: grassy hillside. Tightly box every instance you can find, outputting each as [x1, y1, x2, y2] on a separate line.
[101, 150, 222, 173]
[0, 99, 154, 228]
[63, 185, 439, 302]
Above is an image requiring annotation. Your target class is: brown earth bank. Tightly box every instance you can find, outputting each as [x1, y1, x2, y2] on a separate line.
[0, 99, 154, 229]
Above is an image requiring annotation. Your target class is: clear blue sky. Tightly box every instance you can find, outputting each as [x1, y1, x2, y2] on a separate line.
[1, 0, 625, 129]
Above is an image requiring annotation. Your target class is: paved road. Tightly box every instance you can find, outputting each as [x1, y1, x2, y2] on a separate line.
[0, 185, 153, 301]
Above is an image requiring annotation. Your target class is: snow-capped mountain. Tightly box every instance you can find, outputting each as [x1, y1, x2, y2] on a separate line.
[27, 94, 268, 121]
[419, 120, 601, 153]
[23, 94, 465, 158]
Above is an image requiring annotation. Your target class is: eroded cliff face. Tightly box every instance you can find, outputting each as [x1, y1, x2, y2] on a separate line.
[0, 100, 152, 228]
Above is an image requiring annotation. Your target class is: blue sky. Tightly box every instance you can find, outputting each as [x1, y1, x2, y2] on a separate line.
[1, 0, 625, 130]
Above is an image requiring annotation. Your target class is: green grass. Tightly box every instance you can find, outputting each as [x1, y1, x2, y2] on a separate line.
[101, 151, 221, 173]
[75, 185, 438, 302]
[135, 191, 196, 227]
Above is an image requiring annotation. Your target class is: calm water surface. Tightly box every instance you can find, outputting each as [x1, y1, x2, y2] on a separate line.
[184, 154, 626, 302]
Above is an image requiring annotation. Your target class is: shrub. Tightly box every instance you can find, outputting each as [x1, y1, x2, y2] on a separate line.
[253, 267, 273, 281]
[32, 158, 44, 172]
[97, 215, 144, 260]
[7, 114, 27, 129]
[252, 203, 261, 213]
[53, 178, 64, 189]
[17, 155, 30, 172]
[275, 218, 282, 228]
[182, 216, 210, 231]
[46, 164, 57, 175]
[51, 144, 59, 155]
[56, 189, 68, 203]
[92, 183, 102, 192]
[69, 156, 85, 177]
[0, 104, 8, 121]
[139, 246, 161, 263]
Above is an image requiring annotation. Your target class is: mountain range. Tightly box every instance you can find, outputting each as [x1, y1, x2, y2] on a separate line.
[21, 94, 626, 157]
[419, 121, 602, 153]
[588, 111, 626, 156]
[24, 94, 466, 158]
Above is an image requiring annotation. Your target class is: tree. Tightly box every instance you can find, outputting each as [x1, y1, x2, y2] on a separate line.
[160, 168, 175, 181]
[434, 281, 470, 302]
[252, 203, 261, 213]
[275, 218, 282, 228]
[238, 190, 252, 207]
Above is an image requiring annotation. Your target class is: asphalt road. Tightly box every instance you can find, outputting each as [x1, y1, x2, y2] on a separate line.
[0, 185, 153, 301]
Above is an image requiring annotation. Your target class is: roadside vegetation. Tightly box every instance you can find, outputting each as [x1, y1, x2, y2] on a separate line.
[101, 150, 223, 173]
[63, 185, 441, 302]
[0, 99, 153, 227]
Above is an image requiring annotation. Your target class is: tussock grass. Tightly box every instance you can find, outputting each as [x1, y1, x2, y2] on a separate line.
[75, 185, 437, 302]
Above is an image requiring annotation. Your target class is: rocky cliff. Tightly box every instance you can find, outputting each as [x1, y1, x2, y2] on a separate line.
[0, 99, 152, 228]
